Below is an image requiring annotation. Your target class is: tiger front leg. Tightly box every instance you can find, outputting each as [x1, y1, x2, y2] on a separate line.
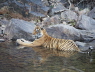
[16, 38, 44, 47]
[16, 39, 33, 46]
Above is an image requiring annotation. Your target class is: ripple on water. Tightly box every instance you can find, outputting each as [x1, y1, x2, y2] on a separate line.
[0, 42, 95, 72]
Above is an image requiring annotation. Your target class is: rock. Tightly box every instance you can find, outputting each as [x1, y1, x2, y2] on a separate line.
[1, 19, 95, 43]
[42, 17, 51, 27]
[0, 18, 9, 25]
[61, 10, 78, 21]
[46, 24, 81, 41]
[50, 15, 60, 24]
[42, 15, 60, 27]
[52, 3, 67, 14]
[0, 24, 6, 34]
[88, 7, 95, 19]
[75, 40, 95, 51]
[0, 39, 5, 42]
[75, 41, 88, 51]
[78, 8, 89, 16]
[46, 24, 95, 42]
[0, 18, 36, 40]
[75, 41, 86, 47]
[76, 15, 95, 30]
[87, 40, 95, 49]
[0, 0, 49, 20]
[0, 19, 8, 39]
[80, 30, 95, 42]
[0, 6, 9, 15]
[41, 0, 50, 6]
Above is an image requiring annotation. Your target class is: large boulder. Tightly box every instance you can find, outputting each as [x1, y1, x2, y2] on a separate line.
[46, 24, 81, 41]
[46, 24, 95, 42]
[76, 15, 95, 30]
[1, 19, 95, 42]
[0, 0, 49, 20]
[0, 18, 36, 40]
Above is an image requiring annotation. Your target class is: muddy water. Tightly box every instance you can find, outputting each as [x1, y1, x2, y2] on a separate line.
[0, 42, 95, 72]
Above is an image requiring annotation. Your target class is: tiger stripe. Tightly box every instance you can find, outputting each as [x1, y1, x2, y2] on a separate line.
[32, 26, 80, 51]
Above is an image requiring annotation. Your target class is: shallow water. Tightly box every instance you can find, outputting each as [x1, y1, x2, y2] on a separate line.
[0, 42, 95, 72]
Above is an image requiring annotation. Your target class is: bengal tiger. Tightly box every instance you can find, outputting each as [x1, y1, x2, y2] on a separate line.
[16, 26, 80, 51]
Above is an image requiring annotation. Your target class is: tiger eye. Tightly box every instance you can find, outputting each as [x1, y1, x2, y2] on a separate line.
[41, 28, 44, 30]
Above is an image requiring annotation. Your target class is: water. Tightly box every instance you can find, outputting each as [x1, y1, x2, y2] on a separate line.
[0, 42, 95, 72]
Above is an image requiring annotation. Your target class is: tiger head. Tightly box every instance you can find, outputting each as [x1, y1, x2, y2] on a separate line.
[32, 26, 46, 39]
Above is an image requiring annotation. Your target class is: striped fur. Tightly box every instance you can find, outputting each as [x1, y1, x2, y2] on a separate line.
[32, 26, 80, 51]
[16, 26, 80, 51]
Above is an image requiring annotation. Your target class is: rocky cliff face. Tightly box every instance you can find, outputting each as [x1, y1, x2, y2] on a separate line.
[0, 0, 49, 20]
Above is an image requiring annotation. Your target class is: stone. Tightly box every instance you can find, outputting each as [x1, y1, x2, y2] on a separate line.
[75, 41, 86, 47]
[50, 15, 60, 24]
[1, 18, 95, 43]
[75, 41, 87, 51]
[42, 17, 51, 27]
[46, 24, 95, 42]
[0, 24, 6, 34]
[0, 6, 9, 15]
[61, 10, 78, 21]
[52, 3, 67, 14]
[88, 7, 95, 19]
[75, 40, 95, 51]
[0, 39, 5, 42]
[0, 0, 50, 20]
[76, 15, 95, 30]
[42, 15, 60, 27]
[78, 8, 89, 16]
[0, 18, 36, 40]
[46, 24, 81, 41]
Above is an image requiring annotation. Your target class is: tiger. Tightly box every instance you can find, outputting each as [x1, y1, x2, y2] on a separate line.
[16, 26, 80, 51]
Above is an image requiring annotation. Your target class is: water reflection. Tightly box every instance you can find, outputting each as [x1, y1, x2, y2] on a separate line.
[16, 44, 78, 62]
[0, 42, 95, 72]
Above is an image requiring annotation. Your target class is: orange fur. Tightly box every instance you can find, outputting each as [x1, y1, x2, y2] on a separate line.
[16, 26, 80, 51]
